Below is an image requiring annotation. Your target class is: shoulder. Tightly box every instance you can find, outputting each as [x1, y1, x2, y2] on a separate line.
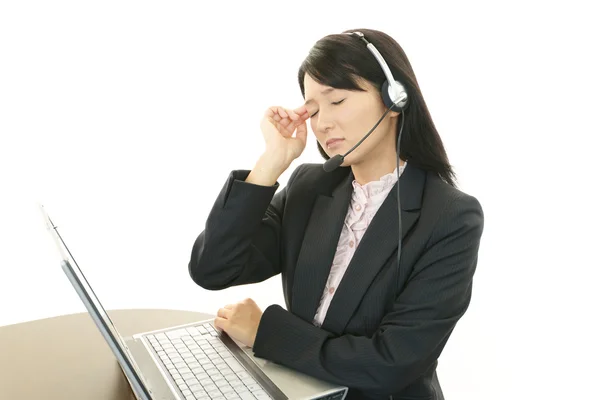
[425, 172, 482, 211]
[422, 172, 484, 245]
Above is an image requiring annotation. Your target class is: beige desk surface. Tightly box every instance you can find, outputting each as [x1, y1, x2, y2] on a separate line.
[0, 309, 212, 400]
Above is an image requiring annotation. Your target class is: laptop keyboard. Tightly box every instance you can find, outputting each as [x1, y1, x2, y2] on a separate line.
[145, 322, 273, 400]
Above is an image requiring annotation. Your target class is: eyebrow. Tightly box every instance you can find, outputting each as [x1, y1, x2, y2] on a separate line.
[304, 87, 336, 105]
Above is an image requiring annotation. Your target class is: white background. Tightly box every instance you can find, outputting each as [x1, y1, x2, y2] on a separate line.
[1, 1, 599, 399]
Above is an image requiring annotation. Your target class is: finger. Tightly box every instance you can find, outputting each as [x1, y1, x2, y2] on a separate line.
[267, 107, 282, 122]
[295, 120, 308, 144]
[224, 304, 234, 310]
[287, 116, 306, 136]
[298, 108, 309, 120]
[268, 117, 291, 138]
[296, 105, 313, 119]
[277, 107, 288, 119]
[276, 109, 297, 131]
[269, 117, 294, 138]
[278, 115, 294, 129]
[293, 105, 309, 116]
[284, 108, 299, 121]
[217, 308, 233, 319]
[214, 317, 228, 330]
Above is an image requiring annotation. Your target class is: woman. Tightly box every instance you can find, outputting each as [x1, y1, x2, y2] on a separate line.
[189, 28, 484, 400]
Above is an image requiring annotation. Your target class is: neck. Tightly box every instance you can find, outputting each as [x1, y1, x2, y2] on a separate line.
[351, 140, 404, 185]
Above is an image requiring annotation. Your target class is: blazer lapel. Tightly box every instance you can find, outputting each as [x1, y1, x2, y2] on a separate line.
[321, 163, 427, 335]
[291, 169, 354, 324]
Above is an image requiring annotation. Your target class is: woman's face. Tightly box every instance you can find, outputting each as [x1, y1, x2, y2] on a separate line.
[303, 74, 399, 167]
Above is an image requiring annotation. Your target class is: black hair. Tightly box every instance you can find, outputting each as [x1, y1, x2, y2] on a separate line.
[298, 28, 457, 187]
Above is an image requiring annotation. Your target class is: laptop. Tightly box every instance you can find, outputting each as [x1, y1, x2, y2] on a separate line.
[38, 204, 348, 400]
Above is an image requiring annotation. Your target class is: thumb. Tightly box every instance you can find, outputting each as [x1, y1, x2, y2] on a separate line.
[294, 120, 308, 146]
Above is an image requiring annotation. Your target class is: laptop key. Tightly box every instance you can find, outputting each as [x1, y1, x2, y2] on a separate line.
[223, 357, 244, 373]
[166, 329, 189, 340]
[236, 371, 250, 379]
[230, 380, 244, 389]
[197, 325, 209, 334]
[183, 381, 196, 388]
[181, 389, 193, 397]
[204, 383, 218, 392]
[186, 327, 201, 335]
[213, 379, 227, 388]
[242, 377, 258, 386]
[235, 387, 250, 395]
[188, 383, 203, 392]
[245, 383, 263, 392]
[221, 383, 235, 392]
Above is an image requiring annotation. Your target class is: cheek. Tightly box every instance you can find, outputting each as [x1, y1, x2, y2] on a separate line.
[338, 107, 367, 138]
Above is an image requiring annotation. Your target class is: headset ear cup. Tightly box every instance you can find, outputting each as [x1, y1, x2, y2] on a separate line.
[381, 80, 407, 112]
[381, 80, 394, 110]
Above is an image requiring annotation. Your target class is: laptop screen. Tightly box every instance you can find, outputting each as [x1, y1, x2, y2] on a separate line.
[38, 204, 153, 400]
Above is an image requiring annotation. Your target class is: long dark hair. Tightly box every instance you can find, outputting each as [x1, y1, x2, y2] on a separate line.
[298, 28, 457, 187]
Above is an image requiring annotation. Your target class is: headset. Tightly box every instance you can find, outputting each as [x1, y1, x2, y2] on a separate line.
[322, 31, 408, 294]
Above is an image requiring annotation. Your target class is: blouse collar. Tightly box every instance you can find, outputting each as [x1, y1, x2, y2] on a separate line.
[351, 161, 407, 199]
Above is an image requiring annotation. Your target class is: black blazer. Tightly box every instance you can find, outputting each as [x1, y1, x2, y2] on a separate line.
[189, 162, 484, 400]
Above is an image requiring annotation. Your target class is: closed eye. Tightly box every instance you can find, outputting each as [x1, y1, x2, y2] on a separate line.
[310, 99, 346, 118]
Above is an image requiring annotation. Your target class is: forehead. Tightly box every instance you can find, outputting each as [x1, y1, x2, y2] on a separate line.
[303, 74, 333, 104]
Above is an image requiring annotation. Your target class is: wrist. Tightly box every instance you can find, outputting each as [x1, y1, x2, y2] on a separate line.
[246, 155, 286, 186]
[257, 153, 287, 175]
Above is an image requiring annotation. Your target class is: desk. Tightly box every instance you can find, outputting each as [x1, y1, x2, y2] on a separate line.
[0, 309, 211, 400]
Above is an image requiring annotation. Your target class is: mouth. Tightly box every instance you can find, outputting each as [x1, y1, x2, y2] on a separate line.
[325, 138, 344, 149]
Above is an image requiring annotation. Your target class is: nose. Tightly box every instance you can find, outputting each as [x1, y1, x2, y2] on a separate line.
[315, 115, 334, 134]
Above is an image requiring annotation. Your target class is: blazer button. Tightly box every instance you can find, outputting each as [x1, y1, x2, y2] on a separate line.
[349, 241, 354, 248]
[329, 287, 335, 294]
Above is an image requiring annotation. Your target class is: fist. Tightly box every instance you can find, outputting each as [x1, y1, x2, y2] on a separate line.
[214, 298, 263, 348]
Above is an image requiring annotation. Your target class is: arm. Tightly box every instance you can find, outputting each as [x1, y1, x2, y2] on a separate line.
[188, 163, 303, 290]
[252, 194, 484, 394]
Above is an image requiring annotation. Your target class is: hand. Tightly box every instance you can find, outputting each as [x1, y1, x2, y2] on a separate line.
[214, 298, 263, 348]
[259, 105, 310, 171]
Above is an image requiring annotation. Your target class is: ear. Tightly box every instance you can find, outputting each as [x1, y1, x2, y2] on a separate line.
[388, 110, 400, 118]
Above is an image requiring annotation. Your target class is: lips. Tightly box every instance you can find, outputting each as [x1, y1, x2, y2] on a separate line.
[325, 138, 344, 146]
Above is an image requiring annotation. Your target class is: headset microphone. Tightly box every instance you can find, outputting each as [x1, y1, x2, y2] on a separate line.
[322, 31, 408, 296]
[322, 155, 344, 172]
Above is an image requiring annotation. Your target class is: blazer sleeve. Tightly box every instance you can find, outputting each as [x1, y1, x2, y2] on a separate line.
[251, 193, 484, 394]
[188, 164, 303, 290]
